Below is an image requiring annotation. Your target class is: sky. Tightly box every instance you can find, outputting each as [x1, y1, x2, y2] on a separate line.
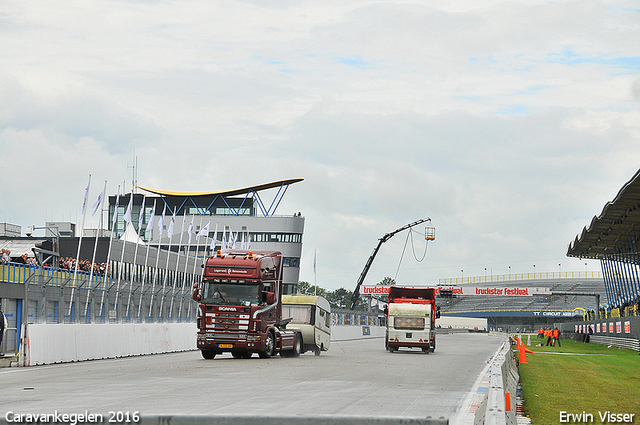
[1, 0, 639, 291]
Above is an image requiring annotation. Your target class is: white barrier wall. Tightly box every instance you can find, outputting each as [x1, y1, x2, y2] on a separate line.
[24, 324, 384, 366]
[437, 316, 488, 330]
[26, 323, 197, 365]
[331, 325, 386, 341]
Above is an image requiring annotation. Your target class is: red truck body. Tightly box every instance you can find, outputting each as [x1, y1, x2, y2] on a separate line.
[193, 250, 302, 359]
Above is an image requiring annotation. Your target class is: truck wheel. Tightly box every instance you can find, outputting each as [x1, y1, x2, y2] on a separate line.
[258, 331, 275, 358]
[232, 352, 244, 359]
[201, 350, 216, 360]
[292, 334, 302, 358]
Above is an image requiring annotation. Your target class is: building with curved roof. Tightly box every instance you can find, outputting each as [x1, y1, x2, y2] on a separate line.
[567, 169, 640, 311]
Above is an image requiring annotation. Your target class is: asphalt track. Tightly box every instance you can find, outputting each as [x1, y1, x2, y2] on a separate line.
[1, 333, 506, 424]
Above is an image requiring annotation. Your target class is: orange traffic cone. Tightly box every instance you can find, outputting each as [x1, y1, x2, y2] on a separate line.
[518, 341, 527, 364]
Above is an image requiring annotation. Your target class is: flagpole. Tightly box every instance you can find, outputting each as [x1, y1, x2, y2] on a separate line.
[121, 192, 134, 320]
[86, 179, 107, 321]
[178, 215, 195, 319]
[105, 185, 120, 322]
[314, 249, 317, 296]
[149, 203, 166, 319]
[137, 198, 155, 321]
[169, 210, 187, 320]
[187, 216, 205, 319]
[159, 207, 176, 320]
[69, 174, 91, 318]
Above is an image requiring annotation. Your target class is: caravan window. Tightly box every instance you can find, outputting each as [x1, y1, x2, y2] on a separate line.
[283, 305, 313, 325]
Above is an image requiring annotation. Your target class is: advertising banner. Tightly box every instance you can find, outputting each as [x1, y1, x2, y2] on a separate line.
[360, 285, 551, 296]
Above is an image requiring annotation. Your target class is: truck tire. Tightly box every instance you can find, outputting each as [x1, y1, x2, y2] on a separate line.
[292, 334, 302, 358]
[258, 331, 275, 358]
[283, 334, 302, 358]
[201, 350, 216, 360]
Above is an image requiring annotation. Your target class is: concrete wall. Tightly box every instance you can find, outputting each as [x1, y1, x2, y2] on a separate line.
[25, 323, 196, 365]
[22, 324, 386, 366]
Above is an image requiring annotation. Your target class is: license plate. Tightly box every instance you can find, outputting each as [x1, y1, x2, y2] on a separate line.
[219, 344, 233, 349]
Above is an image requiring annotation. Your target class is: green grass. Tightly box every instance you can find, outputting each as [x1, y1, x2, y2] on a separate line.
[517, 336, 640, 424]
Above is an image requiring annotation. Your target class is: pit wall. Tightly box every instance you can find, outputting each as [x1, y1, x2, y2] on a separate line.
[21, 319, 481, 366]
[20, 323, 387, 366]
[24, 323, 196, 366]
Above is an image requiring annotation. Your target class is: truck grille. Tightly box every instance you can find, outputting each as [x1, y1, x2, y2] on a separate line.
[394, 317, 425, 330]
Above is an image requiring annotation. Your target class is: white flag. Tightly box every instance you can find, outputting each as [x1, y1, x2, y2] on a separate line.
[81, 175, 91, 214]
[232, 232, 238, 249]
[158, 204, 166, 237]
[138, 196, 146, 231]
[210, 223, 218, 251]
[123, 195, 133, 223]
[145, 199, 156, 233]
[187, 216, 194, 244]
[198, 221, 210, 240]
[241, 232, 245, 249]
[221, 228, 226, 249]
[167, 210, 176, 236]
[91, 186, 105, 216]
[247, 232, 251, 249]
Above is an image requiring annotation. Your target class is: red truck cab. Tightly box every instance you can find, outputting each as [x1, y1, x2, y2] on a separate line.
[193, 250, 302, 359]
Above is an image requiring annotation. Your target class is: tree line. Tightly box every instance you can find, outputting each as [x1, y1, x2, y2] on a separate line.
[296, 277, 396, 311]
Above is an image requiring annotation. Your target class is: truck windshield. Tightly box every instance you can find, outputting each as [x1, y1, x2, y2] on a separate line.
[202, 281, 261, 306]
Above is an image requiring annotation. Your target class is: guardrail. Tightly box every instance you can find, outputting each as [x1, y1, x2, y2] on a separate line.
[1, 262, 106, 288]
[439, 271, 602, 285]
[473, 340, 519, 425]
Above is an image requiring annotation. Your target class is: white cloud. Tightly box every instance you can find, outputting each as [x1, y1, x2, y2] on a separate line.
[1, 0, 639, 290]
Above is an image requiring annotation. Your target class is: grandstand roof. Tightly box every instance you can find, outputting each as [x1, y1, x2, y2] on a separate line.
[567, 169, 640, 260]
[137, 178, 303, 198]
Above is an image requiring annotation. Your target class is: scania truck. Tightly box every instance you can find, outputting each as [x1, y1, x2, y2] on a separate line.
[385, 286, 440, 353]
[193, 250, 302, 359]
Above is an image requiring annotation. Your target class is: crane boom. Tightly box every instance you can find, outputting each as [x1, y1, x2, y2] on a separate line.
[349, 218, 430, 309]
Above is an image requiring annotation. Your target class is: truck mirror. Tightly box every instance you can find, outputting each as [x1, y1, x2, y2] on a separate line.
[436, 306, 441, 319]
[193, 289, 201, 302]
[262, 291, 275, 304]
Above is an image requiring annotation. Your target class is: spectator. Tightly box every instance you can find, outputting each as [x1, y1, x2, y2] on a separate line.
[0, 308, 6, 356]
[553, 327, 561, 347]
[1, 249, 11, 264]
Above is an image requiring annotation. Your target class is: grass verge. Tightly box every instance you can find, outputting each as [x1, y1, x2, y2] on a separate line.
[517, 336, 640, 424]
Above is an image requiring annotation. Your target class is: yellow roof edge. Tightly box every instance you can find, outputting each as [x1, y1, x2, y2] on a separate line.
[137, 178, 304, 197]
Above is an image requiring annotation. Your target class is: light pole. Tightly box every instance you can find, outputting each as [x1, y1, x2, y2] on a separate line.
[508, 265, 511, 279]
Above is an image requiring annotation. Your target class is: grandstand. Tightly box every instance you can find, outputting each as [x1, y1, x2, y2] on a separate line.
[438, 277, 606, 332]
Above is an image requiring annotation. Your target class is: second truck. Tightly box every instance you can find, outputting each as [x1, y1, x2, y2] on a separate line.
[385, 286, 440, 353]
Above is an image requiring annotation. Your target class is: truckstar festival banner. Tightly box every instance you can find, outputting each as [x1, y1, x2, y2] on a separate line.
[360, 285, 551, 296]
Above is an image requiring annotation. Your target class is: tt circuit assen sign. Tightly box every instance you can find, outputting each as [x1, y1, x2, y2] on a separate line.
[360, 285, 551, 296]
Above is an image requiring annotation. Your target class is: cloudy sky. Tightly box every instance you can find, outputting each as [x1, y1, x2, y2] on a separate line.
[1, 0, 639, 291]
